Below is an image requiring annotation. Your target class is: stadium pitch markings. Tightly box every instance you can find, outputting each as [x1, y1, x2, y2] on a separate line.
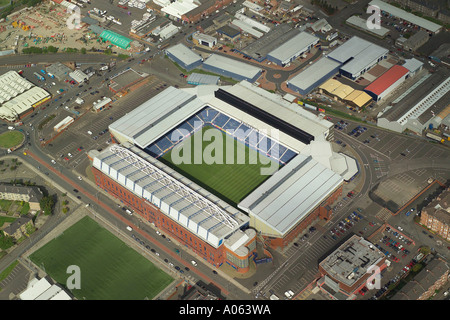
[162, 126, 280, 206]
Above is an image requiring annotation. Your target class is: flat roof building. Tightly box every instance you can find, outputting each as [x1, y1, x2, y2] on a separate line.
[318, 235, 387, 300]
[346, 15, 390, 38]
[287, 57, 342, 95]
[364, 65, 410, 101]
[202, 54, 262, 82]
[369, 0, 442, 34]
[165, 43, 203, 72]
[266, 31, 319, 66]
[328, 36, 389, 80]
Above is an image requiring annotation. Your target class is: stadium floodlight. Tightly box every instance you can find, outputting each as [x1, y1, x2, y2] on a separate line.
[109, 145, 239, 229]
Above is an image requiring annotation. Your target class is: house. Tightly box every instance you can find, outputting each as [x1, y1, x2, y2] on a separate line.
[3, 216, 34, 240]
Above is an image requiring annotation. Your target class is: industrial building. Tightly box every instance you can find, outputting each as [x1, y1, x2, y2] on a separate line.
[99, 30, 133, 49]
[187, 73, 220, 86]
[395, 29, 429, 52]
[377, 72, 450, 134]
[54, 116, 74, 132]
[364, 65, 410, 102]
[319, 79, 372, 109]
[0, 71, 51, 122]
[201, 54, 262, 82]
[100, 80, 357, 265]
[346, 15, 390, 38]
[237, 24, 294, 62]
[369, 0, 442, 34]
[317, 235, 387, 300]
[327, 36, 389, 80]
[287, 57, 342, 95]
[192, 32, 217, 48]
[165, 43, 203, 71]
[266, 31, 319, 67]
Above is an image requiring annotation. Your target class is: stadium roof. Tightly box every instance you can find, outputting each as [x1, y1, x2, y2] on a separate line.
[92, 143, 249, 248]
[365, 65, 409, 96]
[109, 86, 204, 148]
[99, 30, 132, 49]
[369, 0, 442, 33]
[238, 153, 343, 236]
[267, 31, 319, 64]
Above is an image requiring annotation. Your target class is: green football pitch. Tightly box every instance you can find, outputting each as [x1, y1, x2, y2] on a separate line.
[161, 126, 279, 206]
[29, 216, 173, 300]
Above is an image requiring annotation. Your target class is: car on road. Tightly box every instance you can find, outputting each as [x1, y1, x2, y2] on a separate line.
[126, 226, 132, 231]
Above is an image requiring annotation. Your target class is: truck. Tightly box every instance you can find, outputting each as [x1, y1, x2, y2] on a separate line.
[47, 72, 55, 79]
[40, 69, 46, 75]
[426, 132, 444, 143]
[33, 72, 45, 81]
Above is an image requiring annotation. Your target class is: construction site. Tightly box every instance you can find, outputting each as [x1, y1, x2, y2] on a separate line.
[0, 1, 128, 54]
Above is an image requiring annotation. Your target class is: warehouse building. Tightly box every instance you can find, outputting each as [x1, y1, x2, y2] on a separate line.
[346, 15, 390, 38]
[319, 79, 372, 109]
[267, 29, 319, 67]
[165, 43, 203, 71]
[216, 25, 241, 42]
[202, 54, 262, 82]
[99, 30, 133, 49]
[364, 65, 410, 102]
[20, 277, 72, 300]
[287, 57, 342, 95]
[237, 24, 293, 62]
[192, 32, 217, 48]
[0, 71, 50, 122]
[327, 36, 389, 80]
[369, 0, 442, 34]
[187, 73, 220, 86]
[377, 72, 450, 133]
[396, 29, 429, 52]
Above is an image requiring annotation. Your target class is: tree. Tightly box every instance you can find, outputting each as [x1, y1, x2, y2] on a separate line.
[39, 194, 56, 215]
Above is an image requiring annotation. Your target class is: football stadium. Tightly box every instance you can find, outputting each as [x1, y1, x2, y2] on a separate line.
[89, 81, 358, 273]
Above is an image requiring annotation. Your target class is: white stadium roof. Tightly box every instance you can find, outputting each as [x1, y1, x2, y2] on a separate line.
[92, 143, 249, 248]
[238, 153, 343, 236]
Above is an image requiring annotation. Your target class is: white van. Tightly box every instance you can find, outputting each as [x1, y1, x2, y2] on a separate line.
[7, 126, 15, 130]
[126, 226, 133, 232]
[125, 209, 132, 215]
[191, 260, 197, 266]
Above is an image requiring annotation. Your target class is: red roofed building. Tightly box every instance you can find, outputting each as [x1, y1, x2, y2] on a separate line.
[364, 65, 410, 102]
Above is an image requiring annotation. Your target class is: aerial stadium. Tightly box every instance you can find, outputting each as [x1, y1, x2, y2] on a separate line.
[89, 81, 358, 272]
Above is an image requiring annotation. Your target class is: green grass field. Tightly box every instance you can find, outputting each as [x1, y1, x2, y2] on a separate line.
[29, 216, 173, 300]
[161, 126, 278, 206]
[0, 131, 24, 149]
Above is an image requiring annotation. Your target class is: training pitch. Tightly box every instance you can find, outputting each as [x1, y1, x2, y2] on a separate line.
[29, 216, 174, 300]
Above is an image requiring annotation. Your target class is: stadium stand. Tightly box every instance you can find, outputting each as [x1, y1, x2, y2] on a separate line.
[143, 106, 297, 165]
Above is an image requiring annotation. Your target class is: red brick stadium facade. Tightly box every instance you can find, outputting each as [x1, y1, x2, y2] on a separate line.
[92, 166, 256, 273]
